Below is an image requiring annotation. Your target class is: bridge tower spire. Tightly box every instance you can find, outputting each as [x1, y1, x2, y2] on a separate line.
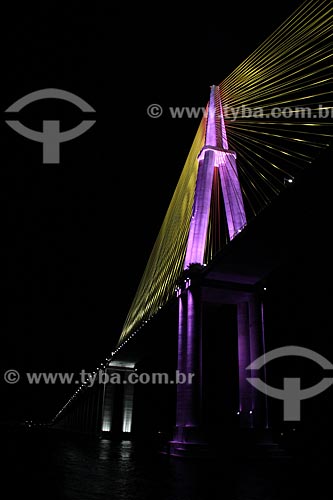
[184, 84, 246, 268]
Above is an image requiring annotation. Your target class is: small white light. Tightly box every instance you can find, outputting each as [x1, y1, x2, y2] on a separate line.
[284, 177, 294, 185]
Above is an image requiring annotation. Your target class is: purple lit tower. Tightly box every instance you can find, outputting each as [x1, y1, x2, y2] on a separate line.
[170, 86, 267, 457]
[184, 85, 246, 267]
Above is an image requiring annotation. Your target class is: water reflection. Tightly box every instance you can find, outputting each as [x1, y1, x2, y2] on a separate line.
[2, 429, 332, 500]
[98, 439, 111, 461]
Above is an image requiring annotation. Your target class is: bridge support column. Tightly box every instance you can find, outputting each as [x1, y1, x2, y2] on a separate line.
[101, 380, 115, 433]
[101, 364, 136, 436]
[122, 373, 134, 433]
[237, 294, 269, 430]
[170, 286, 209, 458]
[237, 301, 253, 428]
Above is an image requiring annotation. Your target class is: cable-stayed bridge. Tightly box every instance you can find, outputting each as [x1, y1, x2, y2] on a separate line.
[50, 0, 333, 457]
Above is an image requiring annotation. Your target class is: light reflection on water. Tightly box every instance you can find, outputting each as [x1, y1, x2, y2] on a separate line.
[2, 429, 331, 500]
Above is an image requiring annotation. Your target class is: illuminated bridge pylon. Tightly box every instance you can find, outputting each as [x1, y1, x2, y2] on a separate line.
[184, 84, 246, 267]
[169, 86, 267, 458]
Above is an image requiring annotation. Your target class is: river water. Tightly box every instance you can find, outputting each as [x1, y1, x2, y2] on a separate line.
[2, 427, 331, 499]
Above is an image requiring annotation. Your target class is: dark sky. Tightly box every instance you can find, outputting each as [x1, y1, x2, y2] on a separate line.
[0, 1, 307, 423]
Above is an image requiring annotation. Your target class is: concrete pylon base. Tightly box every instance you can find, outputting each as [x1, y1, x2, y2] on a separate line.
[167, 425, 213, 459]
[168, 440, 213, 459]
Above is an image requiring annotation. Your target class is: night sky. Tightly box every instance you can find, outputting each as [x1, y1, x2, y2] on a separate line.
[2, 0, 324, 424]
